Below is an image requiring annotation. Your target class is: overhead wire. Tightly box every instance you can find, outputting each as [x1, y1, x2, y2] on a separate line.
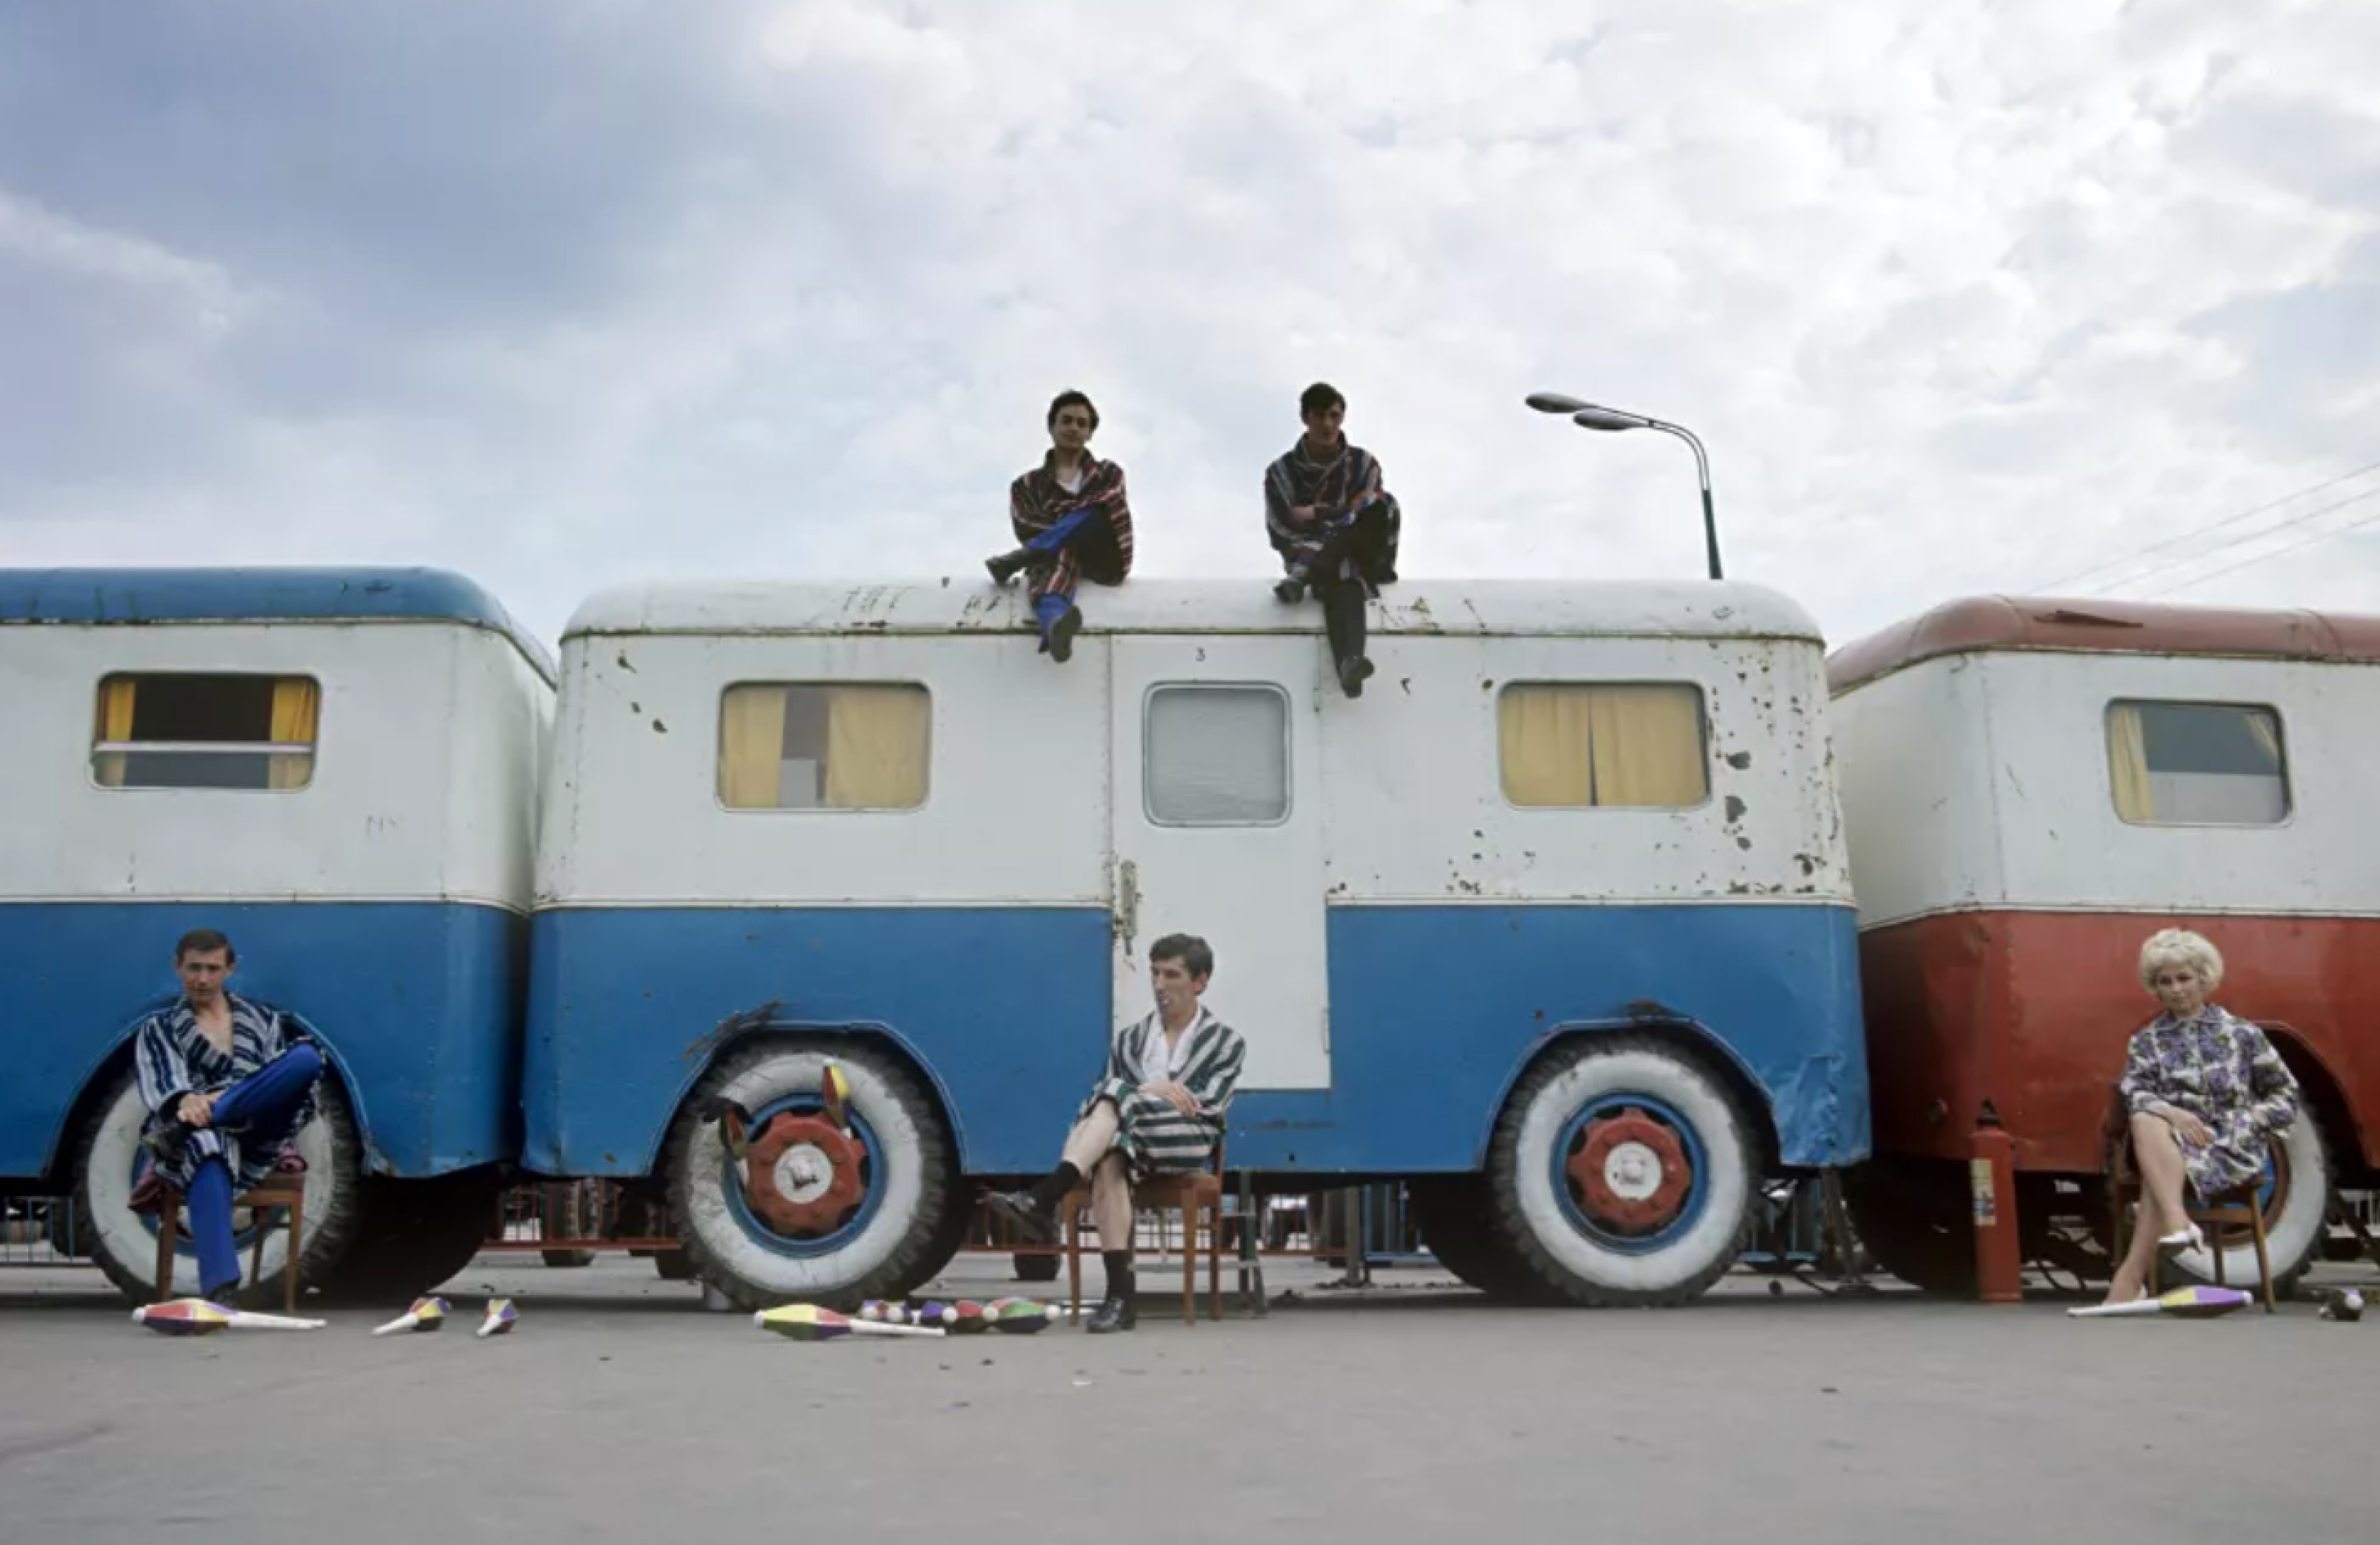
[2025, 456, 2380, 594]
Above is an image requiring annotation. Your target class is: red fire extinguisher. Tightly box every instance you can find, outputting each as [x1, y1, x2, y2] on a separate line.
[1970, 1124, 2022, 1305]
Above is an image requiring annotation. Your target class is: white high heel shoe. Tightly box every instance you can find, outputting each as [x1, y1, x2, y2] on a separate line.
[2157, 1223, 2205, 1252]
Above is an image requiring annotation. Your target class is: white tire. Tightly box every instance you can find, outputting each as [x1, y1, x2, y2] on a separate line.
[1487, 1036, 1759, 1306]
[2167, 1105, 2335, 1293]
[71, 1064, 362, 1304]
[664, 1040, 960, 1311]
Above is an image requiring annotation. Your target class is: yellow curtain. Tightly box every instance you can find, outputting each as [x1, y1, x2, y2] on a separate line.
[2106, 704, 2155, 821]
[267, 678, 321, 790]
[1587, 686, 1708, 806]
[1498, 686, 1593, 805]
[719, 686, 789, 809]
[823, 686, 930, 809]
[93, 678, 138, 788]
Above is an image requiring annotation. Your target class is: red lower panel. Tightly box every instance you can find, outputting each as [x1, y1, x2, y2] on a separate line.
[1859, 910, 2379, 1173]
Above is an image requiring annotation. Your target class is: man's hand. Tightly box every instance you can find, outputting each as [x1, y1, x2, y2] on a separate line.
[1146, 1081, 1200, 1115]
[176, 1092, 218, 1129]
[1288, 505, 1317, 525]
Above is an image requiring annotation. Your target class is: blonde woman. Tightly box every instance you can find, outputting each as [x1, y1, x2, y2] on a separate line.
[2102, 928, 2302, 1306]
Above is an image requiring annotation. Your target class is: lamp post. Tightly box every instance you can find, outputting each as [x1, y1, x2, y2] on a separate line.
[1524, 392, 1723, 581]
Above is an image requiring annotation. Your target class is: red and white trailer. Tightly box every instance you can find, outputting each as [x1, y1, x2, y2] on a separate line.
[1826, 595, 2380, 1293]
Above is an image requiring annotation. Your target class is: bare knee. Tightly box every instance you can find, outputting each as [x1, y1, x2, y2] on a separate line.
[2129, 1110, 2176, 1146]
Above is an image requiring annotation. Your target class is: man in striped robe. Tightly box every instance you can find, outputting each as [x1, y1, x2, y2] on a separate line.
[986, 933, 1246, 1333]
[1265, 381, 1403, 698]
[128, 929, 324, 1307]
[985, 389, 1136, 663]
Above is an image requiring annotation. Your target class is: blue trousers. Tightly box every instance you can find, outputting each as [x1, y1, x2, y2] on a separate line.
[186, 1045, 321, 1298]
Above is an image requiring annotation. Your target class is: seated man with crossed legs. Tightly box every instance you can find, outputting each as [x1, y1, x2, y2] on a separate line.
[986, 933, 1246, 1333]
[1264, 381, 1403, 698]
[130, 928, 324, 1308]
[985, 389, 1136, 663]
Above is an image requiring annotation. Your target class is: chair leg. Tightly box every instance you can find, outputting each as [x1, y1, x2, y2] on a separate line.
[2250, 1205, 2275, 1314]
[2210, 1219, 2227, 1288]
[249, 1209, 269, 1297]
[1180, 1205, 1195, 1327]
[1207, 1197, 1223, 1322]
[1066, 1200, 1083, 1323]
[285, 1201, 305, 1315]
[154, 1207, 178, 1302]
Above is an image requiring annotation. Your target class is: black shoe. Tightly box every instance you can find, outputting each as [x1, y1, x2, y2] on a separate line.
[986, 550, 1031, 586]
[144, 1119, 193, 1170]
[1047, 605, 1083, 663]
[204, 1281, 245, 1312]
[1338, 655, 1375, 697]
[985, 1189, 1058, 1245]
[1273, 574, 1307, 604]
[1086, 1293, 1137, 1333]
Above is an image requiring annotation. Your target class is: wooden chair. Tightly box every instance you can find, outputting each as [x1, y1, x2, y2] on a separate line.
[2106, 1095, 2278, 1313]
[139, 1158, 308, 1314]
[1064, 1139, 1228, 1327]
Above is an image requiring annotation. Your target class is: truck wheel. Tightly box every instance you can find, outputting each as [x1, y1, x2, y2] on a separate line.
[2164, 1105, 2335, 1294]
[71, 1063, 364, 1305]
[1484, 1036, 1758, 1306]
[1406, 1175, 1558, 1302]
[309, 1169, 500, 1305]
[664, 1039, 959, 1313]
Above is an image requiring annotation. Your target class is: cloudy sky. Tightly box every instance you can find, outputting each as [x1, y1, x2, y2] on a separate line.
[4, 0, 2377, 648]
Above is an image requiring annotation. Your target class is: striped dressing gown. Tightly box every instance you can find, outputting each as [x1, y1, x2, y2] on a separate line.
[2119, 1005, 2301, 1198]
[1009, 453, 1135, 607]
[1263, 439, 1401, 589]
[134, 994, 320, 1191]
[1080, 1005, 1246, 1178]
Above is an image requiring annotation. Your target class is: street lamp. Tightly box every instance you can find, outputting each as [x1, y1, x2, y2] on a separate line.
[1524, 392, 1724, 581]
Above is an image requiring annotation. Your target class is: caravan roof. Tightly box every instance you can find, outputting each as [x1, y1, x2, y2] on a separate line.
[0, 566, 556, 681]
[563, 578, 1822, 644]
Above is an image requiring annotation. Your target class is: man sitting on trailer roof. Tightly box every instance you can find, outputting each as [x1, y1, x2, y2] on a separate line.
[986, 933, 1246, 1334]
[1264, 380, 1402, 698]
[127, 929, 324, 1309]
[985, 388, 1137, 663]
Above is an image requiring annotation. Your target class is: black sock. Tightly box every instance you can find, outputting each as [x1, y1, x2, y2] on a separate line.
[1028, 1162, 1081, 1212]
[1103, 1249, 1135, 1297]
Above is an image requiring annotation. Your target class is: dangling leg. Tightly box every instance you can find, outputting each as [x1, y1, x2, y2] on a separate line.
[987, 1098, 1120, 1243]
[2129, 1111, 2199, 1249]
[186, 1157, 244, 1304]
[1087, 1152, 1139, 1333]
[1315, 577, 1374, 697]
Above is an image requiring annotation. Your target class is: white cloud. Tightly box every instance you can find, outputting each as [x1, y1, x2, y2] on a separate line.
[1, 0, 2377, 642]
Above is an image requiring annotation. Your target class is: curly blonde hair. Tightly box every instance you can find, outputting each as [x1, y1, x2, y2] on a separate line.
[2138, 928, 2225, 992]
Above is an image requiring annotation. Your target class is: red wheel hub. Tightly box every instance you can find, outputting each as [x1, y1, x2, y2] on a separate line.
[740, 1114, 867, 1236]
[1567, 1107, 1694, 1233]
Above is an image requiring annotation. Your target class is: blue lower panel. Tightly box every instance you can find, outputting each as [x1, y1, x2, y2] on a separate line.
[1, 901, 526, 1181]
[522, 906, 1118, 1176]
[523, 901, 1870, 1178]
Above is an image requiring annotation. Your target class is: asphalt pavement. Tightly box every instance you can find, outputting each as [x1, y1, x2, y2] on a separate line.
[1, 1254, 2373, 1545]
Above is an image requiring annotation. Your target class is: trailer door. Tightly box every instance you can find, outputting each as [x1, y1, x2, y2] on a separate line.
[1108, 636, 1330, 1090]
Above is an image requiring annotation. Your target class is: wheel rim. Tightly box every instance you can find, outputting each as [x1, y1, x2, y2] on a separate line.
[721, 1096, 886, 1258]
[1552, 1093, 1709, 1254]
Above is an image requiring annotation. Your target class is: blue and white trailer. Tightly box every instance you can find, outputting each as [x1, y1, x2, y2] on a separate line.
[522, 578, 1870, 1309]
[0, 568, 553, 1300]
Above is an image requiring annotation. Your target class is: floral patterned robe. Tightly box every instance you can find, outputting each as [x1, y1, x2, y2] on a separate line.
[2118, 1005, 2300, 1197]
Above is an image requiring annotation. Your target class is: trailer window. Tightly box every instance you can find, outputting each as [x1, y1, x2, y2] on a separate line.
[717, 683, 931, 810]
[91, 674, 320, 791]
[1497, 683, 1709, 808]
[2106, 701, 2288, 826]
[1145, 685, 1289, 825]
